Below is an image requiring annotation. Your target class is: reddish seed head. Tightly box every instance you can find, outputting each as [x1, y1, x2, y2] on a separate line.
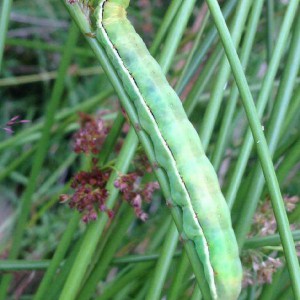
[60, 165, 111, 223]
[114, 172, 159, 221]
[89, 211, 98, 220]
[59, 194, 70, 203]
[138, 212, 148, 222]
[73, 113, 108, 155]
[107, 209, 114, 219]
[132, 194, 142, 208]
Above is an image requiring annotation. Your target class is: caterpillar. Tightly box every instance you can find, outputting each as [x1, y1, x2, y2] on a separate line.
[95, 0, 242, 299]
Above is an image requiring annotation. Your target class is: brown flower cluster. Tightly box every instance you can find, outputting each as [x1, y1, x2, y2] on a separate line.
[252, 201, 277, 237]
[59, 113, 111, 222]
[252, 195, 299, 237]
[284, 195, 299, 213]
[73, 112, 108, 155]
[60, 164, 112, 223]
[61, 112, 160, 223]
[243, 252, 282, 287]
[114, 173, 159, 221]
[243, 195, 299, 287]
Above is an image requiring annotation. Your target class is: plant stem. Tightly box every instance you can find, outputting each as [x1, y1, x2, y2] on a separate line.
[0, 21, 79, 300]
[204, 0, 300, 297]
[0, 0, 13, 71]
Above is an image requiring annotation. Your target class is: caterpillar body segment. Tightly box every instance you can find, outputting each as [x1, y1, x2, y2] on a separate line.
[96, 1, 242, 299]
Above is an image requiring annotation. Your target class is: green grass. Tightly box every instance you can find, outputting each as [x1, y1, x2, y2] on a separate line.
[0, 0, 299, 299]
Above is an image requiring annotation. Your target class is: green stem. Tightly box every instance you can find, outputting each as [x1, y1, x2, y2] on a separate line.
[0, 66, 103, 87]
[235, 8, 300, 247]
[97, 217, 172, 300]
[211, 0, 264, 171]
[244, 230, 300, 249]
[157, 0, 196, 73]
[0, 147, 35, 181]
[174, 4, 210, 92]
[276, 142, 300, 212]
[260, 267, 290, 300]
[0, 0, 13, 71]
[98, 112, 125, 165]
[77, 206, 135, 300]
[0, 260, 51, 271]
[199, 0, 253, 150]
[0, 22, 79, 300]
[183, 44, 223, 116]
[280, 86, 300, 137]
[167, 251, 190, 300]
[47, 237, 84, 300]
[97, 262, 153, 300]
[266, 0, 274, 62]
[225, 0, 299, 208]
[205, 0, 300, 297]
[146, 223, 179, 300]
[0, 90, 112, 152]
[149, 0, 182, 55]
[58, 129, 138, 300]
[5, 37, 94, 57]
[191, 285, 203, 300]
[176, 0, 238, 94]
[33, 212, 81, 300]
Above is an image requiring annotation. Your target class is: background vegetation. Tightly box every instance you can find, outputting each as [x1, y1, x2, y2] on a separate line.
[0, 0, 299, 299]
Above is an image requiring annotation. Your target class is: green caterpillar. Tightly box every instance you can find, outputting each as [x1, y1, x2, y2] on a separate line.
[96, 0, 242, 299]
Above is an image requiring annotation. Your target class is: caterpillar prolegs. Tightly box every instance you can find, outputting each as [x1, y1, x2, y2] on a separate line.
[96, 0, 242, 299]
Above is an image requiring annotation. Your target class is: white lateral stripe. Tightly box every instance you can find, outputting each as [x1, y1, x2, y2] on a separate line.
[98, 2, 217, 299]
